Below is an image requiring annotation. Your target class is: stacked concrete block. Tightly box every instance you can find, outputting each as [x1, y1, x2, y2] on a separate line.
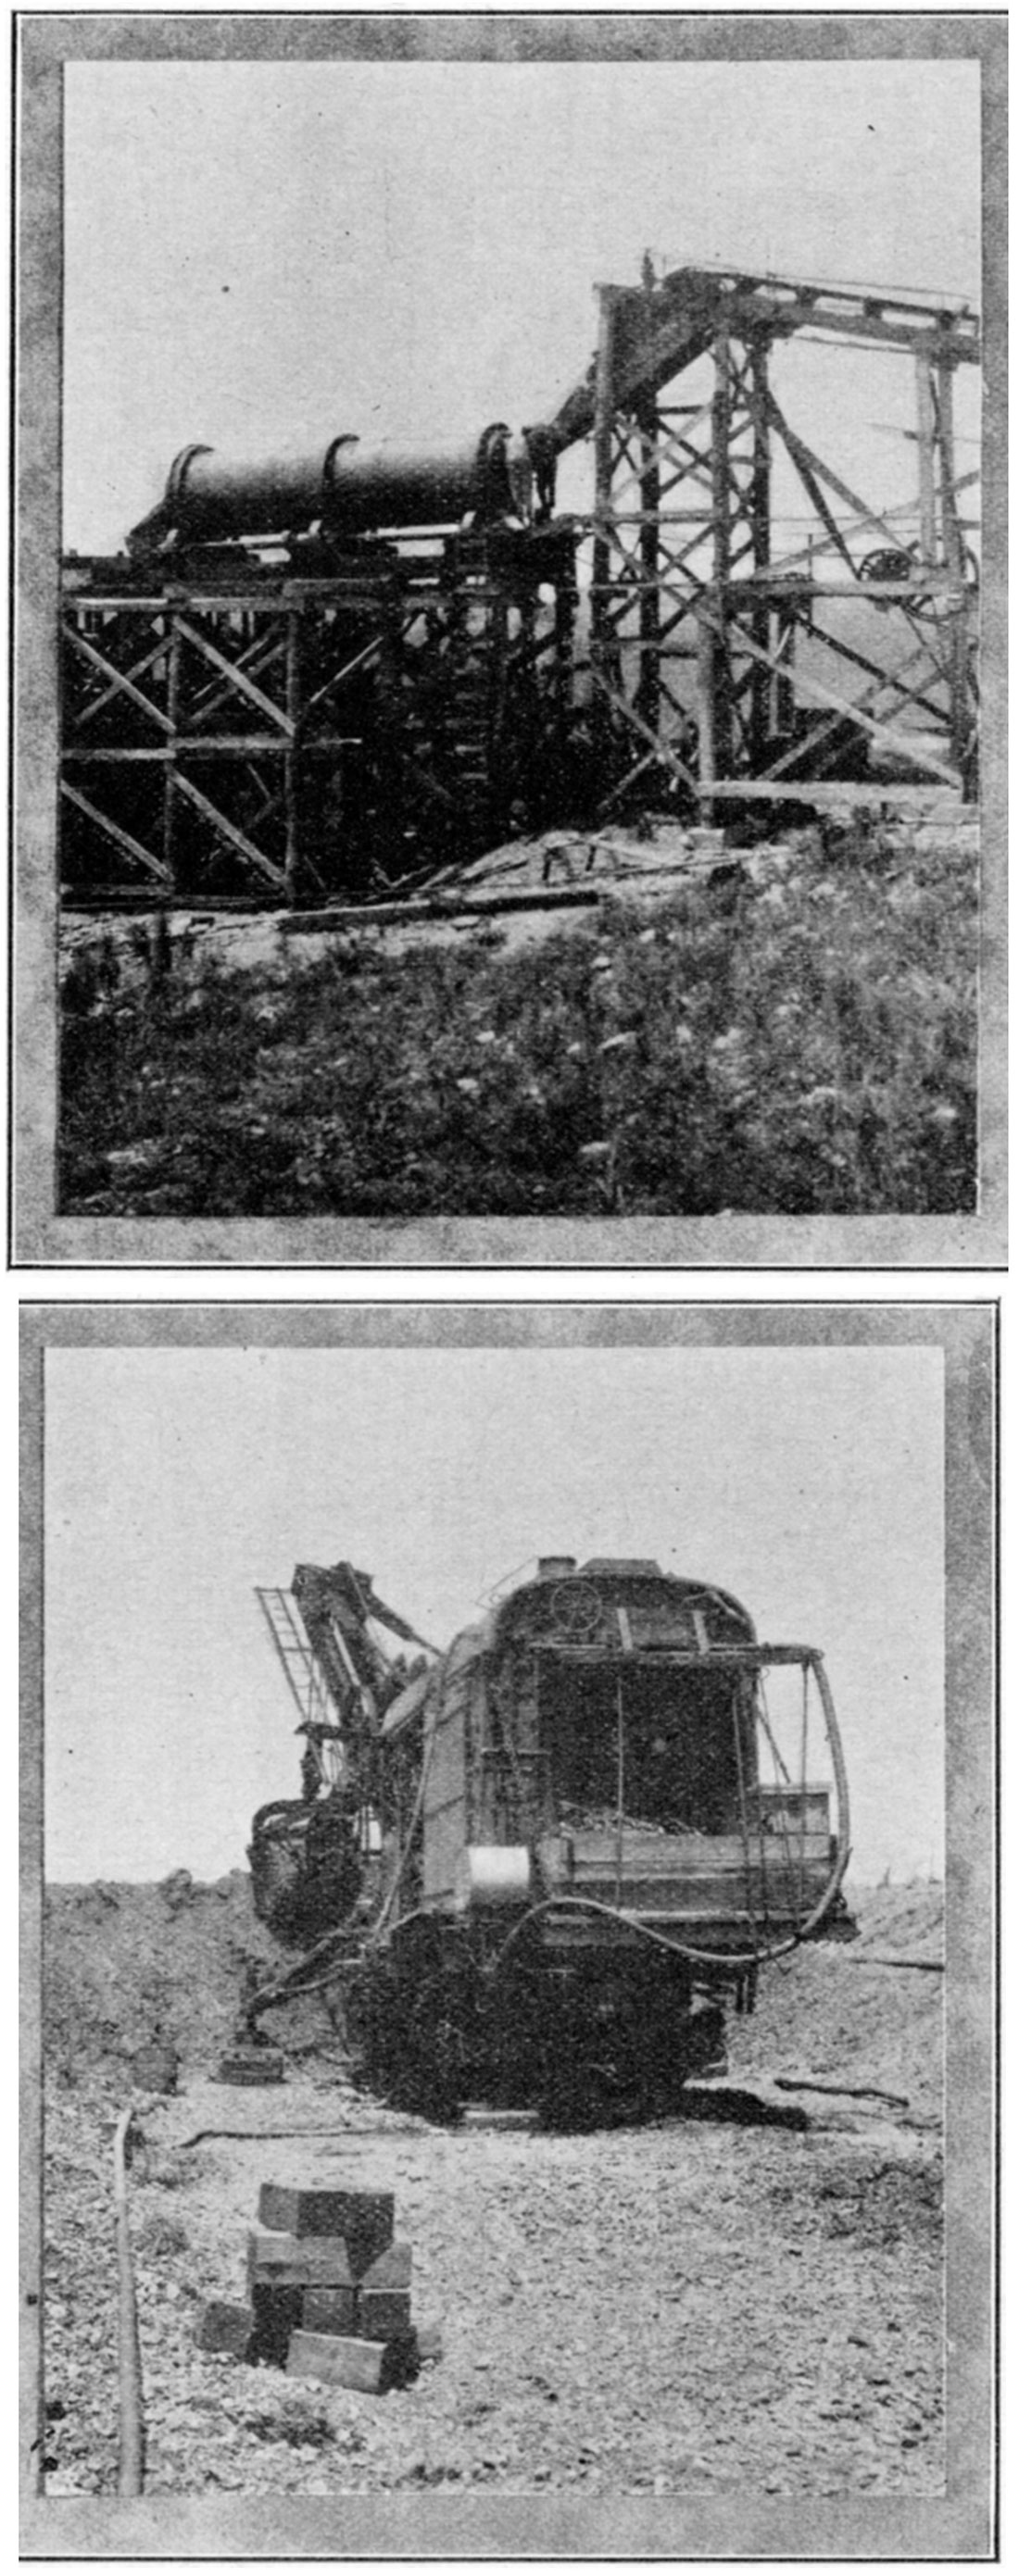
[199, 2180, 428, 2391]
[215, 2042, 284, 2085]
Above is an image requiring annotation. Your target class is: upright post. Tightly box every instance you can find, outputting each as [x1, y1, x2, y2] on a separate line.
[914, 347, 937, 569]
[696, 606, 717, 821]
[486, 574, 509, 837]
[936, 356, 971, 774]
[163, 614, 182, 892]
[774, 594, 798, 742]
[590, 286, 617, 765]
[710, 328, 734, 776]
[749, 335, 772, 769]
[635, 387, 660, 735]
[284, 605, 301, 906]
[552, 546, 577, 757]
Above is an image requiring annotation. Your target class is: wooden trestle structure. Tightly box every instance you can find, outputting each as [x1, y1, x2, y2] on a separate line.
[578, 263, 980, 812]
[59, 258, 979, 906]
[60, 524, 577, 905]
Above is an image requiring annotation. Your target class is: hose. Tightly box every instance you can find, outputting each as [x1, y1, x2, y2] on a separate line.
[112, 2103, 145, 2498]
[245, 1921, 361, 2025]
[248, 1685, 442, 2029]
[486, 1875, 848, 1985]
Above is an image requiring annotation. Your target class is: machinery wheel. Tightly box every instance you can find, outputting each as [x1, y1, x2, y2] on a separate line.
[382, 1928, 479, 2122]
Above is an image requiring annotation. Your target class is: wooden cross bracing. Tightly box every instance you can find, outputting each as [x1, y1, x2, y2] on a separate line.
[586, 269, 979, 807]
[60, 532, 580, 901]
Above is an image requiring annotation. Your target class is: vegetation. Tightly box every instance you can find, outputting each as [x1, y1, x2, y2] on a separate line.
[58, 833, 976, 1218]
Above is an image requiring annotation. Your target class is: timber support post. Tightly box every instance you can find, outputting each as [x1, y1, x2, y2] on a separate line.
[590, 285, 618, 770]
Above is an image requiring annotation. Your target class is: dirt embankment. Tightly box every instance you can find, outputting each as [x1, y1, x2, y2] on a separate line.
[59, 832, 977, 1219]
[37, 1877, 944, 2499]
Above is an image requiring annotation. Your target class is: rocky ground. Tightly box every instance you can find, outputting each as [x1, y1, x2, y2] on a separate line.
[36, 1877, 944, 2499]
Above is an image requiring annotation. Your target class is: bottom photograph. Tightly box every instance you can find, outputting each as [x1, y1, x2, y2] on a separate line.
[24, 1307, 993, 2556]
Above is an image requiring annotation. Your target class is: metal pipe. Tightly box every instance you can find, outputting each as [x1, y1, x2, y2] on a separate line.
[112, 2104, 145, 2498]
[132, 426, 530, 555]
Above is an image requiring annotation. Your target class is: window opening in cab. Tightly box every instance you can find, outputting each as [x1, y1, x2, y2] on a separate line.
[537, 1657, 759, 1835]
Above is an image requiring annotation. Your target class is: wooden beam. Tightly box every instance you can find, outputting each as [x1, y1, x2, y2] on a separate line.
[284, 607, 301, 903]
[798, 617, 949, 728]
[589, 664, 698, 793]
[74, 631, 171, 732]
[719, 618, 962, 785]
[767, 396, 927, 565]
[60, 778, 173, 883]
[304, 635, 383, 714]
[64, 623, 174, 733]
[914, 353, 937, 565]
[171, 770, 288, 888]
[591, 286, 620, 757]
[172, 613, 294, 734]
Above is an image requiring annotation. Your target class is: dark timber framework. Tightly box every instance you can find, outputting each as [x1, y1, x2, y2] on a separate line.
[580, 264, 980, 810]
[58, 258, 980, 904]
[60, 525, 577, 904]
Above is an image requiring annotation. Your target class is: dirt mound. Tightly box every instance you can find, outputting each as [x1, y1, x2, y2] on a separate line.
[43, 1871, 944, 2123]
[37, 1874, 946, 2500]
[727, 1881, 944, 2123]
[43, 1870, 334, 2088]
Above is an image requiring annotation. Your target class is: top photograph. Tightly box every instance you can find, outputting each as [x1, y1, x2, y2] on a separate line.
[14, 16, 1005, 1266]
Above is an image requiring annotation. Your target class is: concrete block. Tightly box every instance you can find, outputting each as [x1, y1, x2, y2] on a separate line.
[302, 2284, 359, 2336]
[461, 2107, 538, 2132]
[196, 2299, 254, 2359]
[258, 2184, 394, 2273]
[247, 2227, 354, 2289]
[358, 2288, 412, 2340]
[250, 2284, 303, 2366]
[287, 2327, 421, 2395]
[360, 2241, 412, 2291]
[216, 2050, 283, 2085]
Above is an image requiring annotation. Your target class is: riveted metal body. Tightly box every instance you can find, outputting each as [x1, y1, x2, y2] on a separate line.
[249, 1556, 852, 2118]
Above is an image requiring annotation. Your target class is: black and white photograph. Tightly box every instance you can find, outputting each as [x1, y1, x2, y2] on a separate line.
[21, 1304, 995, 2557]
[14, 14, 1005, 1262]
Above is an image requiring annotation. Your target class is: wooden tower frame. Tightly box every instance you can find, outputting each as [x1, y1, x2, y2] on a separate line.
[585, 264, 980, 811]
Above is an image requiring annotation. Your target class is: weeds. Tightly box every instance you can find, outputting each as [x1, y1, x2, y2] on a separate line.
[58, 840, 977, 1219]
[133, 2209, 191, 2261]
[243, 2395, 336, 2449]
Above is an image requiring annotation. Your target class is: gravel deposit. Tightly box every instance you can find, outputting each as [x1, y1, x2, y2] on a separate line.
[38, 1876, 944, 2499]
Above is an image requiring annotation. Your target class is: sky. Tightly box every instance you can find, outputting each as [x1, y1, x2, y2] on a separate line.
[44, 1340, 944, 1886]
[63, 56, 981, 556]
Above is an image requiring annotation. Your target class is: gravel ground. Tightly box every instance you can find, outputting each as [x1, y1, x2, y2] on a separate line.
[38, 1881, 944, 2500]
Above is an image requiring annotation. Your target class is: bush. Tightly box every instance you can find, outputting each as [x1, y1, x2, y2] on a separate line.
[58, 841, 977, 1219]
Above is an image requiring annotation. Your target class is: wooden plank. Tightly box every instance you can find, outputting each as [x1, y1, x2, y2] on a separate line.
[588, 665, 698, 793]
[186, 631, 287, 731]
[172, 612, 294, 734]
[165, 614, 182, 885]
[767, 394, 926, 564]
[304, 634, 382, 714]
[64, 735, 360, 759]
[59, 778, 173, 884]
[914, 352, 937, 565]
[722, 620, 961, 785]
[284, 607, 301, 901]
[692, 779, 963, 807]
[757, 631, 944, 785]
[64, 623, 173, 733]
[171, 770, 288, 888]
[799, 618, 949, 728]
[75, 632, 172, 731]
